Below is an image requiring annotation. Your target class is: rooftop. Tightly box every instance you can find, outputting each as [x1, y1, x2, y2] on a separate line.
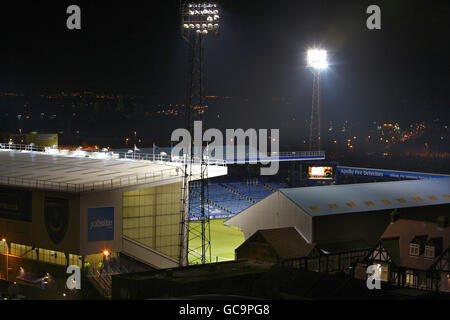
[380, 219, 449, 271]
[0, 148, 227, 193]
[279, 178, 450, 216]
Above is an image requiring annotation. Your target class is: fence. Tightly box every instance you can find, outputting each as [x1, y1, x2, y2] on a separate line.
[283, 248, 371, 274]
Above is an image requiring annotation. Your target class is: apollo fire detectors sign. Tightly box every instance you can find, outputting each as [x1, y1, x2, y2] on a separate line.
[88, 207, 114, 241]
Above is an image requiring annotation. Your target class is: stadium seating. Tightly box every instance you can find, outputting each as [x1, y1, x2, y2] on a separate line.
[222, 182, 273, 203]
[264, 181, 289, 192]
[189, 180, 288, 219]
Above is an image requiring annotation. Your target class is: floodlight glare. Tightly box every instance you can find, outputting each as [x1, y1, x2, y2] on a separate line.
[307, 49, 328, 70]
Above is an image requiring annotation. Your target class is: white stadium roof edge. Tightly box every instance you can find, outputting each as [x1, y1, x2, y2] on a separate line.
[0, 148, 227, 193]
[278, 178, 450, 217]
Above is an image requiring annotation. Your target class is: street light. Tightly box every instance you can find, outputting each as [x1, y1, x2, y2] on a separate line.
[307, 48, 328, 151]
[2, 238, 8, 281]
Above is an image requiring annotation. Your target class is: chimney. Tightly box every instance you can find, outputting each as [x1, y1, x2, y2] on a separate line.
[436, 216, 448, 229]
[390, 209, 399, 224]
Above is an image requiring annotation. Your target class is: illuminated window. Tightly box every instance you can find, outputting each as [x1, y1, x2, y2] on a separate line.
[424, 246, 435, 259]
[396, 198, 407, 203]
[381, 200, 391, 204]
[443, 194, 450, 199]
[364, 201, 375, 206]
[379, 264, 389, 282]
[69, 254, 83, 268]
[406, 270, 415, 286]
[328, 204, 339, 209]
[428, 196, 438, 200]
[38, 248, 66, 266]
[309, 206, 321, 211]
[346, 202, 357, 208]
[409, 244, 419, 256]
[0, 242, 7, 254]
[413, 197, 423, 202]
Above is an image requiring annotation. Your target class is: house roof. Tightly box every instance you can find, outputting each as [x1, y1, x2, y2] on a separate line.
[279, 178, 450, 216]
[317, 239, 372, 254]
[248, 227, 317, 260]
[380, 219, 450, 270]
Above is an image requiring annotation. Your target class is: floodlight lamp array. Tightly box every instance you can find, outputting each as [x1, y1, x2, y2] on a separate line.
[307, 49, 328, 70]
[182, 2, 220, 35]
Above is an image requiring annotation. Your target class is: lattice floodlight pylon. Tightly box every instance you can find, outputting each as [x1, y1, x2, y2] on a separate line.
[179, 1, 220, 267]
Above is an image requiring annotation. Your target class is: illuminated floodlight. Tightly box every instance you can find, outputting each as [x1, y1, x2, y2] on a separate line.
[307, 49, 328, 70]
[182, 2, 220, 35]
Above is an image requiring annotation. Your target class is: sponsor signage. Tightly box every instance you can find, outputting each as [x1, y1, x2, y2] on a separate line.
[88, 207, 114, 241]
[337, 167, 450, 180]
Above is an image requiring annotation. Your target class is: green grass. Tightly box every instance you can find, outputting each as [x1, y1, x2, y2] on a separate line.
[189, 218, 245, 264]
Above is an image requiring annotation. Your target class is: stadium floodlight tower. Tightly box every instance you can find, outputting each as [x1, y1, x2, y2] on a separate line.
[179, 1, 220, 267]
[307, 48, 328, 151]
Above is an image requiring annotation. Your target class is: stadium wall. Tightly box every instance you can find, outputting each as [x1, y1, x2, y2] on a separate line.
[312, 210, 391, 244]
[225, 192, 313, 243]
[0, 176, 184, 270]
[80, 177, 183, 261]
[226, 190, 450, 247]
[0, 186, 80, 254]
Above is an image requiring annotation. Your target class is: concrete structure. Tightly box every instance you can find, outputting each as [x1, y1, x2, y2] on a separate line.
[0, 147, 227, 273]
[225, 179, 450, 247]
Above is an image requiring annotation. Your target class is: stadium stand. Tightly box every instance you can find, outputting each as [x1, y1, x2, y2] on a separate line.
[222, 182, 273, 203]
[189, 180, 288, 219]
[264, 181, 289, 192]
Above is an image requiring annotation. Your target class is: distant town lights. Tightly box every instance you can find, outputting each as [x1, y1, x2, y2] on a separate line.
[307, 49, 328, 70]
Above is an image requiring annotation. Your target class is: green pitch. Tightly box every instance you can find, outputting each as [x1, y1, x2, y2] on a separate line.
[189, 218, 245, 264]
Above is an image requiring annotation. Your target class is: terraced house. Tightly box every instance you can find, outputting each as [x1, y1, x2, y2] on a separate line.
[366, 217, 449, 292]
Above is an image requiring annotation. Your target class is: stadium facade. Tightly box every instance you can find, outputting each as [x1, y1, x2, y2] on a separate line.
[0, 147, 227, 275]
[224, 178, 450, 246]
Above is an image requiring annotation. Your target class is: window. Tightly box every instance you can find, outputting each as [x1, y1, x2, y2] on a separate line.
[39, 248, 67, 266]
[68, 254, 83, 268]
[364, 201, 375, 206]
[409, 244, 419, 256]
[424, 246, 435, 259]
[406, 270, 415, 286]
[378, 264, 389, 282]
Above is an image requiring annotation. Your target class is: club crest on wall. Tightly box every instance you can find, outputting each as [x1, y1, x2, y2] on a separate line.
[45, 198, 69, 245]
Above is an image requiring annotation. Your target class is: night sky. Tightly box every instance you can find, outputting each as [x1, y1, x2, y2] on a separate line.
[0, 0, 448, 125]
